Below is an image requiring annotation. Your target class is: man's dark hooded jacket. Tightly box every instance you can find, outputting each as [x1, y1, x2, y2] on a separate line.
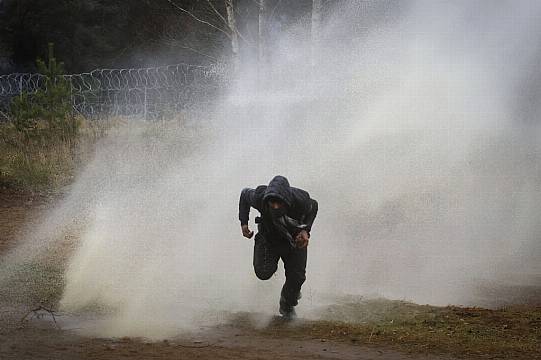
[239, 176, 318, 245]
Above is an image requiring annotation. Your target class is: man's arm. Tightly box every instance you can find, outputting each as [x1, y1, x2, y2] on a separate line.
[303, 198, 318, 233]
[239, 188, 257, 239]
[294, 198, 318, 248]
[239, 187, 256, 225]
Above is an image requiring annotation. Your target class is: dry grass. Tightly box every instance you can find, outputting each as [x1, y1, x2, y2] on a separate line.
[231, 298, 541, 359]
[0, 117, 113, 192]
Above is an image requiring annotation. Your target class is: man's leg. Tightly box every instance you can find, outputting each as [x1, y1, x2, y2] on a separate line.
[280, 246, 307, 314]
[253, 232, 280, 280]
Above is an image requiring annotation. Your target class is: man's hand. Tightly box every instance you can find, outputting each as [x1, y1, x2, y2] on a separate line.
[241, 224, 254, 239]
[295, 230, 310, 248]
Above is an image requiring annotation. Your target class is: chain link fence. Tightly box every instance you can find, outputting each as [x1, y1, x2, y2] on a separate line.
[0, 63, 227, 121]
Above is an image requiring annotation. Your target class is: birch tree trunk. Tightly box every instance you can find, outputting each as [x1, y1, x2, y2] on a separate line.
[258, 0, 267, 66]
[225, 0, 239, 71]
[311, 0, 322, 66]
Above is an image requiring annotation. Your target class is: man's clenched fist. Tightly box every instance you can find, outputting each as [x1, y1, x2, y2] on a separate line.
[241, 224, 254, 239]
[295, 230, 310, 248]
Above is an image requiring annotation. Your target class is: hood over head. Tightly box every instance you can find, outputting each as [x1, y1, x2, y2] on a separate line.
[263, 175, 293, 207]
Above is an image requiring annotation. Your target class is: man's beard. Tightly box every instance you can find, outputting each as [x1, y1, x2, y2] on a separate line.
[269, 207, 287, 218]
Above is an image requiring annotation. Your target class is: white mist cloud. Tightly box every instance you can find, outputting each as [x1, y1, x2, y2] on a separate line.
[2, 0, 540, 338]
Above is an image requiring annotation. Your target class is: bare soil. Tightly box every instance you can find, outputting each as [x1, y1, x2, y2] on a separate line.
[1, 313, 458, 360]
[1, 190, 539, 360]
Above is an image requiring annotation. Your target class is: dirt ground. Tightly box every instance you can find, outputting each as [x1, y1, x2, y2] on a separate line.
[0, 190, 453, 360]
[0, 190, 538, 360]
[1, 313, 460, 360]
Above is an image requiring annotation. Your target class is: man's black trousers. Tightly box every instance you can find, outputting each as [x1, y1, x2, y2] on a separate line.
[253, 231, 307, 307]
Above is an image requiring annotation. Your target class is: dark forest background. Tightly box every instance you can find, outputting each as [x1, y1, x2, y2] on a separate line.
[0, 0, 315, 74]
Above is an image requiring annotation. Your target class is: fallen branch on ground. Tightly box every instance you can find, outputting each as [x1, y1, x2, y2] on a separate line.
[20, 305, 60, 329]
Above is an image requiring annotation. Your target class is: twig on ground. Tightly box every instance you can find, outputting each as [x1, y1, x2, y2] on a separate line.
[368, 326, 376, 343]
[20, 305, 60, 329]
[176, 342, 217, 348]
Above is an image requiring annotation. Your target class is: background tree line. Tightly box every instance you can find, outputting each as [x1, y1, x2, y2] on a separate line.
[0, 0, 325, 74]
[0, 0, 330, 190]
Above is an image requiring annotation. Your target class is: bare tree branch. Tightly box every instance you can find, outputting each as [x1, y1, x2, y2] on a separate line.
[268, 0, 283, 24]
[166, 0, 231, 39]
[0, 109, 9, 121]
[177, 45, 218, 61]
[234, 26, 252, 46]
[225, 0, 239, 69]
[209, 0, 252, 46]
[159, 25, 220, 62]
[230, 2, 255, 46]
[206, 0, 228, 26]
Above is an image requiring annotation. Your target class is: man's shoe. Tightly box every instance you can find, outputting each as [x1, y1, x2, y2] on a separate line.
[279, 303, 297, 319]
[279, 297, 297, 319]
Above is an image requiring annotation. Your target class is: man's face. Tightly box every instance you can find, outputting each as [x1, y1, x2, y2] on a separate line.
[268, 199, 285, 210]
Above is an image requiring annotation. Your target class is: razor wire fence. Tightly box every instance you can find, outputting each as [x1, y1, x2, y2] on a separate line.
[0, 63, 228, 121]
